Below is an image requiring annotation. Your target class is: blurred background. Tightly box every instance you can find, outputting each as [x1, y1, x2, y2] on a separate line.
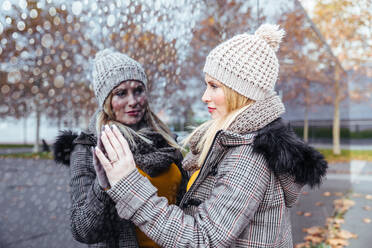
[0, 0, 370, 153]
[0, 0, 371, 247]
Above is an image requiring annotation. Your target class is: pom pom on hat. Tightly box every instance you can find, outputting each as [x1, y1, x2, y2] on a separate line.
[254, 24, 285, 52]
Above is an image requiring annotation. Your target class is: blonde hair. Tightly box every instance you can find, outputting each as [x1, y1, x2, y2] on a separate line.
[96, 93, 180, 150]
[183, 84, 255, 167]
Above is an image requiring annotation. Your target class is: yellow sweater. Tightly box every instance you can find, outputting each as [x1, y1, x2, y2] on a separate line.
[186, 169, 200, 192]
[135, 163, 182, 248]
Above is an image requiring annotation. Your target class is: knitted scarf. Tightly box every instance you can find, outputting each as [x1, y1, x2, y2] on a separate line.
[126, 128, 183, 177]
[182, 94, 285, 172]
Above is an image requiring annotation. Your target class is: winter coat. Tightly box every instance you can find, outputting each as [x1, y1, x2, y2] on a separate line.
[53, 130, 187, 248]
[105, 117, 327, 248]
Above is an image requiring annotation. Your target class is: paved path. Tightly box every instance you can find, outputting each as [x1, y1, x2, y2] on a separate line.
[1, 157, 372, 247]
[0, 158, 84, 248]
[291, 161, 372, 247]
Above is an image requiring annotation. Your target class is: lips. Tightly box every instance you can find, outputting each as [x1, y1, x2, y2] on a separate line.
[208, 107, 216, 113]
[126, 110, 141, 116]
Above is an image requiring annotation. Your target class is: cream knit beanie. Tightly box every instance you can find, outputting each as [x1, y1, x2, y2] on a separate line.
[92, 49, 148, 108]
[203, 24, 285, 100]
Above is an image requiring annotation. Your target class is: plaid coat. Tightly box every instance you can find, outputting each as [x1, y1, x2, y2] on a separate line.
[107, 119, 327, 247]
[55, 131, 186, 248]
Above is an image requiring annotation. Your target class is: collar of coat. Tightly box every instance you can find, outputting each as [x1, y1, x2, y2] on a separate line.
[183, 94, 327, 188]
[53, 128, 183, 177]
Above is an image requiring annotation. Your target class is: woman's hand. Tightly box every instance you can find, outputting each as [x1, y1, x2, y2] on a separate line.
[95, 124, 136, 186]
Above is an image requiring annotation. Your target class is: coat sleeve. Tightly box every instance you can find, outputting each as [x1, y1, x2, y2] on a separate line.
[107, 145, 271, 247]
[69, 143, 117, 244]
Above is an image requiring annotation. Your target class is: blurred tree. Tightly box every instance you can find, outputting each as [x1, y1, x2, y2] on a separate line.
[308, 0, 371, 154]
[0, 0, 91, 150]
[278, 6, 340, 143]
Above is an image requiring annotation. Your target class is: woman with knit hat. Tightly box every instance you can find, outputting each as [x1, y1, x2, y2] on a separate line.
[54, 49, 187, 247]
[95, 24, 327, 247]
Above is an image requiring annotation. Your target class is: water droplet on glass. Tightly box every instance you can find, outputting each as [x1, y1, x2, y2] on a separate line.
[19, 0, 27, 9]
[17, 21, 26, 31]
[107, 14, 116, 27]
[2, 1, 11, 11]
[49, 7, 57, 16]
[54, 75, 64, 88]
[72, 1, 83, 15]
[30, 9, 38, 19]
[41, 34, 54, 48]
[6, 17, 12, 24]
[43, 21, 51, 30]
[1, 85, 10, 94]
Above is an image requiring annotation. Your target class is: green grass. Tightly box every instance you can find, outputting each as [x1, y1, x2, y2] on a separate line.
[0, 144, 33, 148]
[293, 127, 372, 139]
[317, 148, 372, 163]
[0, 151, 52, 160]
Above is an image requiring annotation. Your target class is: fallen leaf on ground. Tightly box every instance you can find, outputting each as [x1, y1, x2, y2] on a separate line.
[334, 192, 344, 197]
[336, 229, 358, 239]
[323, 192, 331, 197]
[363, 206, 372, 211]
[363, 218, 371, 223]
[296, 211, 304, 216]
[304, 212, 312, 217]
[303, 226, 325, 235]
[352, 193, 363, 198]
[295, 242, 310, 248]
[302, 191, 309, 195]
[315, 201, 324, 206]
[327, 238, 349, 246]
[304, 235, 323, 244]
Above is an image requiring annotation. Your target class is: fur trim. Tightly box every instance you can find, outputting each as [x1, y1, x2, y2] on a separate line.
[253, 118, 327, 188]
[53, 130, 78, 166]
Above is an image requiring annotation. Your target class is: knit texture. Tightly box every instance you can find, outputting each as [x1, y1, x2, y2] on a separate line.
[92, 49, 148, 108]
[203, 24, 285, 100]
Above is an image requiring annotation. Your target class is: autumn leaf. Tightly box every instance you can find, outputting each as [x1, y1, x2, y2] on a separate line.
[336, 229, 358, 239]
[316, 201, 325, 206]
[363, 218, 371, 223]
[363, 206, 372, 211]
[327, 238, 349, 246]
[323, 192, 332, 197]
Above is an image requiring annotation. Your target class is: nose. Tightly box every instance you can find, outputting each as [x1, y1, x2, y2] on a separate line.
[202, 88, 210, 103]
[127, 93, 138, 107]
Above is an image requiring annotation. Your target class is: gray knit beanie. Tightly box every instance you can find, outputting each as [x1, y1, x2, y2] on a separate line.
[203, 24, 285, 100]
[92, 49, 148, 108]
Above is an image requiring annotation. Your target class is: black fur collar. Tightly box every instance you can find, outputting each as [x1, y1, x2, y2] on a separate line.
[252, 118, 327, 188]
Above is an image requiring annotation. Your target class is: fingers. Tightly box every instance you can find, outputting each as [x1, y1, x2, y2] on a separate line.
[95, 146, 111, 170]
[112, 124, 131, 156]
[104, 125, 124, 157]
[100, 126, 119, 162]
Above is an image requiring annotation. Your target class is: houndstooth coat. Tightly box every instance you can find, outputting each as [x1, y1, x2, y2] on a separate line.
[106, 118, 327, 248]
[54, 130, 186, 248]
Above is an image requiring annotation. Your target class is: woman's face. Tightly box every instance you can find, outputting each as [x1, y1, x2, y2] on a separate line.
[202, 74, 228, 119]
[111, 81, 147, 126]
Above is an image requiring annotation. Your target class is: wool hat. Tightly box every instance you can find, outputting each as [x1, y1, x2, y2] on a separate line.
[203, 24, 285, 100]
[92, 49, 148, 108]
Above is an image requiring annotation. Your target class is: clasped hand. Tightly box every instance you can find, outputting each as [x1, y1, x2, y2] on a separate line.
[95, 124, 136, 186]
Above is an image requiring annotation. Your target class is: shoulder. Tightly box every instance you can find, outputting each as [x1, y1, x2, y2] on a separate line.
[252, 118, 328, 187]
[53, 131, 96, 166]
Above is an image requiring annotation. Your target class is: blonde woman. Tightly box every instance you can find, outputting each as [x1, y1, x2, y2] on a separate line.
[95, 24, 327, 247]
[54, 49, 187, 248]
